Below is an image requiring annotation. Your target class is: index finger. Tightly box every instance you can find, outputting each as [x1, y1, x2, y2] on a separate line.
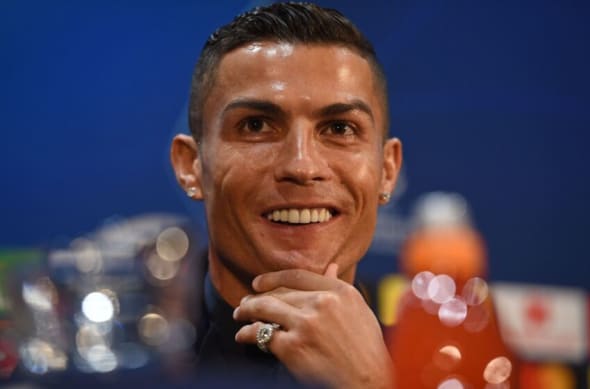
[324, 263, 339, 279]
[253, 268, 342, 293]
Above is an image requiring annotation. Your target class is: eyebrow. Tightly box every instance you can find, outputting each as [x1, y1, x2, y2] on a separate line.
[315, 100, 375, 125]
[222, 98, 286, 119]
[221, 98, 374, 124]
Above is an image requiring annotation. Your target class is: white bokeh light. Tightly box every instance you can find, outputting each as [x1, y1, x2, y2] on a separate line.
[462, 277, 489, 306]
[437, 378, 465, 389]
[433, 345, 462, 370]
[483, 356, 512, 384]
[427, 274, 456, 304]
[85, 345, 117, 373]
[22, 283, 52, 311]
[156, 227, 189, 262]
[138, 312, 170, 346]
[412, 271, 435, 300]
[438, 297, 468, 327]
[82, 292, 114, 323]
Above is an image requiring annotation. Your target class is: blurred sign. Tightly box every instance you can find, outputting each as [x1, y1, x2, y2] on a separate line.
[0, 249, 42, 317]
[492, 283, 587, 363]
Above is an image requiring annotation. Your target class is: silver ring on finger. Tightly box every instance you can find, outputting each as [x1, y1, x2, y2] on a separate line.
[256, 322, 280, 353]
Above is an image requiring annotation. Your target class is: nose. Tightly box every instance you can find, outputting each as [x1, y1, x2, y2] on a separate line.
[273, 124, 330, 185]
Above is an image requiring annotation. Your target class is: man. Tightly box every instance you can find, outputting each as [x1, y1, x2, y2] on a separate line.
[171, 2, 402, 388]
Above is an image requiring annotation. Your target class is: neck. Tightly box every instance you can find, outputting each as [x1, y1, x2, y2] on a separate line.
[208, 251, 254, 308]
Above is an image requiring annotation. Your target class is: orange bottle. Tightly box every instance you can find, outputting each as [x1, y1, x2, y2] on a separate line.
[388, 194, 519, 388]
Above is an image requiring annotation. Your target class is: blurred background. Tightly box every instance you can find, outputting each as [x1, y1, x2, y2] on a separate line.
[1, 0, 589, 387]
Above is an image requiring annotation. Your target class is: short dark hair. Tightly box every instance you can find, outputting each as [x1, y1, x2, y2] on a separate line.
[188, 2, 389, 140]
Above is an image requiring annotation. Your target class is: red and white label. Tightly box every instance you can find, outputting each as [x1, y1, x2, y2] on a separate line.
[492, 283, 587, 363]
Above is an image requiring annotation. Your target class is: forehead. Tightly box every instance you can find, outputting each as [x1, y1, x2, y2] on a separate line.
[202, 42, 384, 128]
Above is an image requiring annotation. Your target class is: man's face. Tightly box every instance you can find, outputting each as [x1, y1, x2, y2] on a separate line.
[186, 42, 400, 282]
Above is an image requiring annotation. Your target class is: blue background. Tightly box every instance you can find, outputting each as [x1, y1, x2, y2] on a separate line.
[1, 0, 589, 289]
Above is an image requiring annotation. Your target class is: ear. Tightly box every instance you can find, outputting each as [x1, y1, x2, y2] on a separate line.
[379, 137, 403, 204]
[170, 134, 204, 200]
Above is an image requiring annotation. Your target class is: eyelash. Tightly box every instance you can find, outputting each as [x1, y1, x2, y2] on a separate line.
[238, 117, 273, 134]
[321, 121, 357, 137]
[236, 117, 360, 141]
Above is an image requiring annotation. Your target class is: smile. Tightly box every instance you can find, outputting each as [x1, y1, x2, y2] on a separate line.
[265, 208, 334, 224]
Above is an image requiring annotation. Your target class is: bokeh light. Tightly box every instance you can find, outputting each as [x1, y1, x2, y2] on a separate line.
[438, 297, 468, 327]
[428, 274, 456, 304]
[483, 356, 512, 384]
[156, 227, 189, 262]
[412, 271, 435, 300]
[19, 338, 67, 374]
[85, 345, 118, 373]
[433, 345, 462, 371]
[76, 324, 108, 353]
[437, 377, 465, 389]
[138, 312, 170, 346]
[462, 277, 489, 306]
[22, 278, 56, 312]
[82, 291, 117, 323]
[146, 252, 180, 281]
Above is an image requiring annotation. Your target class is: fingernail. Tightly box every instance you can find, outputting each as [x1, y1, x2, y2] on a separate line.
[240, 294, 250, 304]
[232, 306, 240, 319]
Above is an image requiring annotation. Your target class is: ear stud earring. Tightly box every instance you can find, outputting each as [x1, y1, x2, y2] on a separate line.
[186, 187, 197, 197]
[379, 192, 391, 202]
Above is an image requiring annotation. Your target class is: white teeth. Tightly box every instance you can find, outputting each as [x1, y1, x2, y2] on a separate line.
[311, 209, 319, 222]
[267, 208, 333, 224]
[280, 209, 289, 222]
[288, 209, 299, 223]
[300, 209, 311, 223]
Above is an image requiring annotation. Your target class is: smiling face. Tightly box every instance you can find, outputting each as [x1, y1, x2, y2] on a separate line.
[172, 42, 401, 303]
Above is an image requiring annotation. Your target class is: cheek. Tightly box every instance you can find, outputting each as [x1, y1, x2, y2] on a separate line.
[337, 151, 383, 198]
[201, 143, 275, 201]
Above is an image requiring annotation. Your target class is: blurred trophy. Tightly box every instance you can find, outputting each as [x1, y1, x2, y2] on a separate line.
[1, 213, 204, 386]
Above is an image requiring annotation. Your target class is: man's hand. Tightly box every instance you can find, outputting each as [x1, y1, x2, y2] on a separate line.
[233, 264, 395, 389]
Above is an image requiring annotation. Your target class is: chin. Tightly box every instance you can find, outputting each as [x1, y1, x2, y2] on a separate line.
[261, 249, 332, 274]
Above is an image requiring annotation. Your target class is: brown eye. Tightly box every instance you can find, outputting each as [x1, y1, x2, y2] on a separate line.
[326, 121, 355, 136]
[244, 117, 265, 132]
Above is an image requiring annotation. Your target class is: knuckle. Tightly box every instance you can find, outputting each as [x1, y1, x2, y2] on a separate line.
[243, 296, 264, 316]
[299, 311, 319, 332]
[285, 327, 316, 354]
[284, 333, 304, 351]
[340, 283, 360, 300]
[315, 292, 338, 309]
